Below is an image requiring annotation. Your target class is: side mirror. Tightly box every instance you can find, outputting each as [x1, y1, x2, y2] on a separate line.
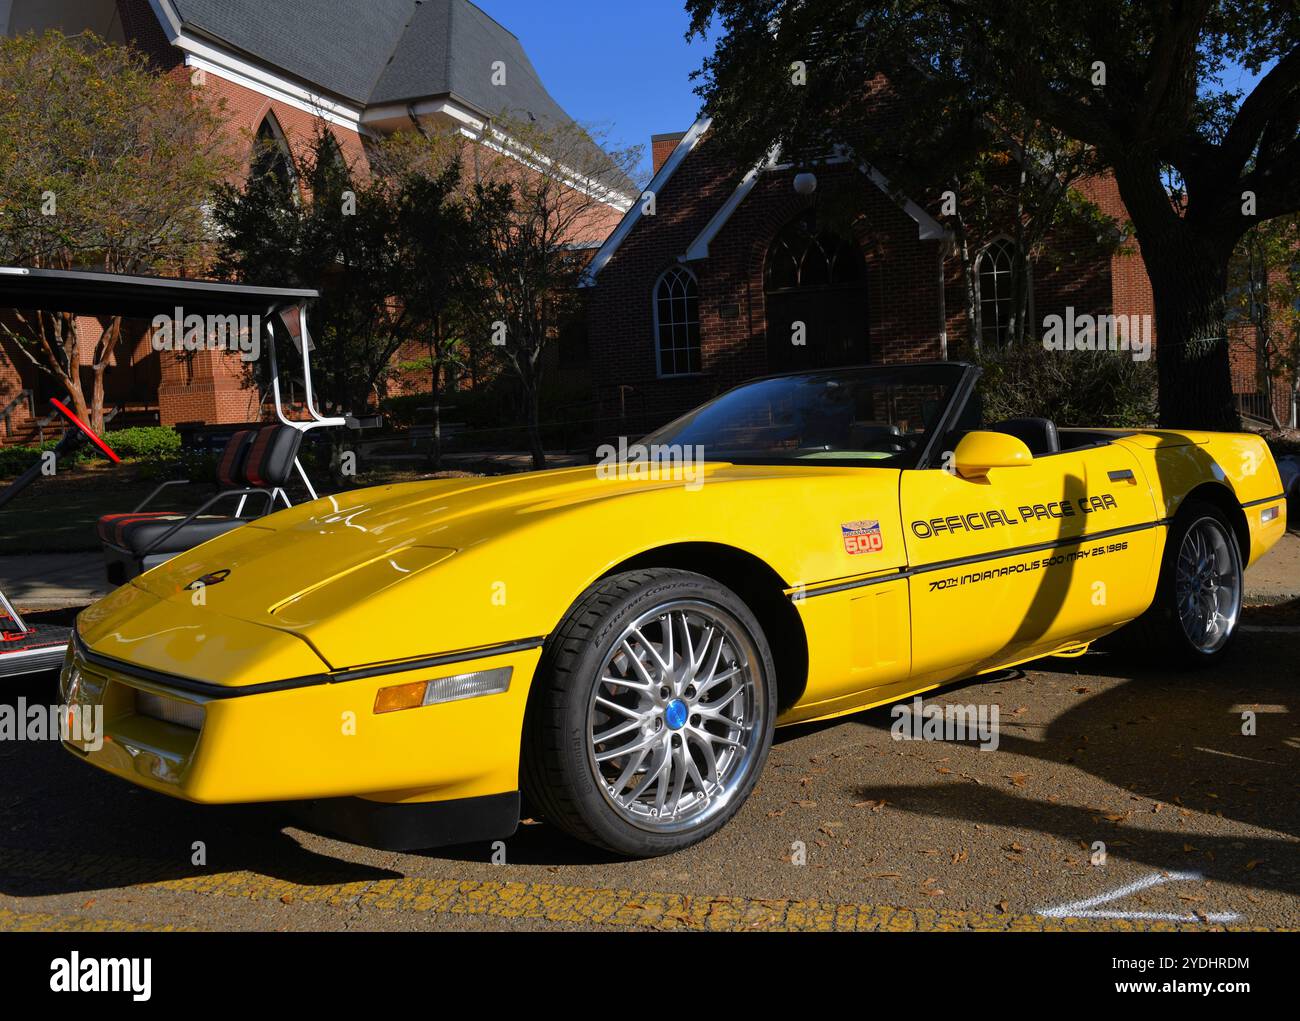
[952, 430, 1032, 479]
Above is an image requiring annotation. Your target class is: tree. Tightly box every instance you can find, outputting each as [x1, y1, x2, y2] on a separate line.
[214, 128, 413, 445]
[1225, 213, 1300, 427]
[216, 126, 503, 474]
[375, 132, 493, 468]
[945, 120, 1115, 349]
[460, 116, 640, 469]
[0, 30, 229, 431]
[685, 0, 1300, 429]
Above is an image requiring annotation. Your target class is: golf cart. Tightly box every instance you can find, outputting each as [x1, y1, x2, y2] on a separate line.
[0, 266, 340, 674]
[0, 395, 120, 678]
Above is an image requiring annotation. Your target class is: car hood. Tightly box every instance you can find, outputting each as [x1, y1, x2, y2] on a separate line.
[82, 462, 904, 682]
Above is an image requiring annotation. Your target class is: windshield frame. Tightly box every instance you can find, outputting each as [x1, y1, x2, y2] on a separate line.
[641, 362, 980, 471]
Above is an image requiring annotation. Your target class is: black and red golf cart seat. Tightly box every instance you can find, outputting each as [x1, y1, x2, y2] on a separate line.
[99, 423, 302, 583]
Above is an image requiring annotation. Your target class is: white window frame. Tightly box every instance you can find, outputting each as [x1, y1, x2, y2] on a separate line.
[252, 112, 298, 195]
[975, 237, 1032, 347]
[653, 266, 702, 378]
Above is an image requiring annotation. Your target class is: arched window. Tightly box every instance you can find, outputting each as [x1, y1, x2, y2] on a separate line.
[976, 238, 1027, 347]
[765, 222, 865, 292]
[763, 218, 869, 371]
[654, 266, 701, 376]
[251, 114, 296, 195]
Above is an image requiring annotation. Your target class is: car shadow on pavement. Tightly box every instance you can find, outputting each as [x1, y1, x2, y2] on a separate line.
[845, 638, 1298, 899]
[0, 674, 403, 897]
[422, 822, 629, 867]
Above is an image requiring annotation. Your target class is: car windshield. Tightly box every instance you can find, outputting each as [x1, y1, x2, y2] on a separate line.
[643, 364, 967, 468]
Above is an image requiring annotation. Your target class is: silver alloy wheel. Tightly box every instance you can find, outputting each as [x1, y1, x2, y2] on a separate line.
[1175, 516, 1241, 654]
[585, 599, 767, 833]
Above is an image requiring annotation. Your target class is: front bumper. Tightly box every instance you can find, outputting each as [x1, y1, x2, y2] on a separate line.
[60, 633, 542, 816]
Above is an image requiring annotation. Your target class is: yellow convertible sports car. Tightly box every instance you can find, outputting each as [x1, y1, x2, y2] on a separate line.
[62, 363, 1287, 857]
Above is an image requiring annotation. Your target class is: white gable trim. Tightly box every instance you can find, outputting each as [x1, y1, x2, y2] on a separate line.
[581, 116, 714, 285]
[859, 162, 948, 241]
[683, 146, 781, 261]
[679, 151, 950, 264]
[150, 0, 369, 134]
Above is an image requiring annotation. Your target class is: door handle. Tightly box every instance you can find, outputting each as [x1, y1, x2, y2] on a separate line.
[1107, 469, 1135, 483]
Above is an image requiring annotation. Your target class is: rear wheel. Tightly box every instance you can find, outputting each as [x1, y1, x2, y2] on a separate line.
[522, 569, 776, 857]
[1136, 501, 1243, 666]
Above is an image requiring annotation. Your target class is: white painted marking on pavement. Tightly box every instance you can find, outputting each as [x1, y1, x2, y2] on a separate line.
[1036, 870, 1239, 924]
[1195, 746, 1280, 765]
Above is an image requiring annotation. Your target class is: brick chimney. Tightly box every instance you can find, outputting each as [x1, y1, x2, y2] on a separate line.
[651, 131, 686, 175]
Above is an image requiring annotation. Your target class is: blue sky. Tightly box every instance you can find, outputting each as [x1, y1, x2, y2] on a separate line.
[474, 1, 1277, 183]
[474, 1, 712, 182]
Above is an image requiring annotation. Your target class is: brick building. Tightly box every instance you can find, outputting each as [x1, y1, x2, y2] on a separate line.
[0, 0, 635, 444]
[583, 116, 1170, 433]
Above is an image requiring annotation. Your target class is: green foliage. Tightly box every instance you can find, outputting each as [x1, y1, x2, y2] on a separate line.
[0, 30, 232, 432]
[103, 425, 182, 460]
[975, 344, 1158, 429]
[0, 442, 50, 478]
[379, 393, 430, 429]
[0, 426, 182, 478]
[684, 1, 1299, 428]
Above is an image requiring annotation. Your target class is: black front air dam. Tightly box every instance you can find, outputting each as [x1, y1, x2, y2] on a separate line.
[288, 791, 520, 852]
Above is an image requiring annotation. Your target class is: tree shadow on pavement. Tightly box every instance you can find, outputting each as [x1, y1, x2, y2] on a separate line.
[848, 639, 1299, 898]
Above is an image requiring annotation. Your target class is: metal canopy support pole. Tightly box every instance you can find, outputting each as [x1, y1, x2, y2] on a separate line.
[0, 587, 29, 635]
[263, 305, 344, 506]
[295, 458, 319, 501]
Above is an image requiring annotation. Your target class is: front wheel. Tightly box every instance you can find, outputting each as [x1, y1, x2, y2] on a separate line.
[522, 569, 776, 857]
[1135, 501, 1243, 666]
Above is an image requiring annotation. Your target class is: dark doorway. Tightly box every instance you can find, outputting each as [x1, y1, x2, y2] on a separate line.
[764, 217, 869, 372]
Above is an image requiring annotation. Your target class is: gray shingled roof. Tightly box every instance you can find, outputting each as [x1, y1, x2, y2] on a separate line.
[165, 0, 634, 194]
[168, 0, 415, 105]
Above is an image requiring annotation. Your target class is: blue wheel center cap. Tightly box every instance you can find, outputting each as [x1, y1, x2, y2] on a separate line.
[665, 698, 688, 730]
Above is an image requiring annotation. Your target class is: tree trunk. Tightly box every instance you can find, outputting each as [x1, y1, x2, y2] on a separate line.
[1143, 234, 1239, 430]
[431, 375, 443, 472]
[90, 363, 107, 435]
[949, 194, 980, 353]
[57, 314, 93, 427]
[1110, 161, 1240, 431]
[428, 328, 442, 472]
[523, 375, 545, 470]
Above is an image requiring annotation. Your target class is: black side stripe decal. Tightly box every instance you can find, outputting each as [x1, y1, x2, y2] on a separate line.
[1240, 492, 1285, 509]
[72, 632, 546, 700]
[792, 518, 1171, 601]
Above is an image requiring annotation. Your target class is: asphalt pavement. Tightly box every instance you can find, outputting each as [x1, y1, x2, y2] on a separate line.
[0, 616, 1295, 932]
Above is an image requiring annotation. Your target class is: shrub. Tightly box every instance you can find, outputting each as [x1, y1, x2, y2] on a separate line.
[379, 393, 429, 429]
[0, 425, 183, 478]
[104, 425, 182, 460]
[0, 442, 51, 478]
[974, 343, 1158, 428]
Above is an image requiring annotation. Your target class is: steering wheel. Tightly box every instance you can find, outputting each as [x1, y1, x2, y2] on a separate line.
[49, 398, 120, 463]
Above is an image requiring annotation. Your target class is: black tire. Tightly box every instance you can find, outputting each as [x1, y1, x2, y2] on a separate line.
[1132, 500, 1244, 667]
[522, 568, 777, 857]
